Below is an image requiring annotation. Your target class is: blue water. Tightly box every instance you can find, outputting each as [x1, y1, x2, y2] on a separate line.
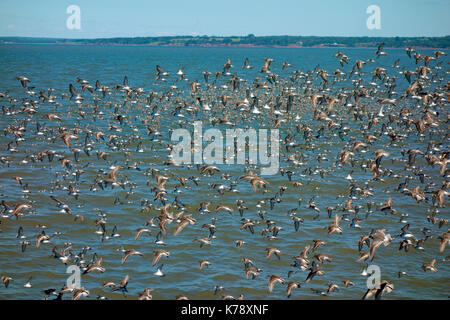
[0, 44, 448, 300]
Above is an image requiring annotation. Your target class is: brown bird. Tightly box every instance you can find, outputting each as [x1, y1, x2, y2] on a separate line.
[305, 263, 325, 283]
[327, 283, 339, 294]
[135, 228, 152, 240]
[266, 247, 282, 260]
[200, 165, 221, 175]
[339, 150, 354, 164]
[12, 176, 23, 185]
[106, 165, 121, 185]
[245, 266, 262, 279]
[249, 177, 269, 192]
[357, 251, 370, 262]
[36, 231, 50, 248]
[380, 198, 396, 214]
[362, 280, 394, 300]
[369, 229, 392, 261]
[268, 275, 285, 293]
[260, 58, 273, 73]
[174, 215, 196, 236]
[72, 287, 90, 300]
[312, 240, 327, 251]
[422, 258, 438, 272]
[438, 232, 449, 253]
[84, 256, 105, 274]
[342, 280, 354, 287]
[152, 249, 170, 266]
[216, 205, 234, 214]
[121, 249, 143, 265]
[403, 186, 426, 203]
[61, 132, 78, 148]
[11, 203, 32, 219]
[327, 214, 343, 235]
[138, 288, 154, 300]
[286, 281, 300, 298]
[375, 149, 389, 168]
[433, 189, 449, 207]
[199, 260, 211, 270]
[45, 113, 62, 122]
[235, 240, 246, 247]
[314, 253, 332, 264]
[2, 276, 12, 288]
[351, 141, 367, 152]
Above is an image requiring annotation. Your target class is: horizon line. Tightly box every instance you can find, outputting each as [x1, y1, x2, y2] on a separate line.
[1, 35, 450, 40]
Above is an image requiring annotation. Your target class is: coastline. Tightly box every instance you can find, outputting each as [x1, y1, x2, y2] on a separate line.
[0, 42, 448, 50]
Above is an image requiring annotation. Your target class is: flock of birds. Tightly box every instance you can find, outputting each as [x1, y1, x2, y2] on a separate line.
[0, 43, 449, 300]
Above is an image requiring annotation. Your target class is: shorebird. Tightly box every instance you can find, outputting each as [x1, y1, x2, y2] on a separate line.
[286, 281, 300, 298]
[36, 231, 51, 248]
[362, 280, 394, 300]
[106, 274, 130, 295]
[369, 229, 392, 261]
[245, 265, 262, 279]
[266, 247, 282, 260]
[327, 214, 343, 235]
[174, 215, 196, 236]
[23, 276, 32, 288]
[268, 275, 284, 293]
[199, 260, 211, 270]
[16, 76, 31, 88]
[305, 262, 324, 283]
[2, 276, 12, 288]
[121, 249, 143, 265]
[72, 287, 90, 300]
[135, 227, 152, 240]
[154, 265, 165, 277]
[83, 256, 105, 274]
[327, 283, 339, 294]
[422, 258, 438, 272]
[152, 249, 170, 266]
[138, 288, 154, 300]
[194, 236, 212, 248]
[438, 232, 449, 252]
[342, 280, 354, 288]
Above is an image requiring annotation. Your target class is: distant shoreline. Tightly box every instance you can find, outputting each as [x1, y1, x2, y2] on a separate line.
[0, 42, 448, 51]
[1, 35, 449, 49]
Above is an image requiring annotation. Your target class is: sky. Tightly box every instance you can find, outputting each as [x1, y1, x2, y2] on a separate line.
[0, 0, 449, 38]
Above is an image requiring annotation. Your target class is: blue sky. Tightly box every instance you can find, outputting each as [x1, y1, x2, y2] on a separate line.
[0, 0, 449, 38]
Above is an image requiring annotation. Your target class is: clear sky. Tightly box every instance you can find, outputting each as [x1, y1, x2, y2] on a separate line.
[0, 0, 449, 38]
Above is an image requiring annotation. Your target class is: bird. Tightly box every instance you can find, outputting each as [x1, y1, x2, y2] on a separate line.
[152, 249, 170, 266]
[362, 280, 394, 300]
[138, 288, 154, 300]
[327, 214, 343, 235]
[438, 232, 449, 252]
[422, 258, 438, 272]
[286, 281, 300, 298]
[121, 249, 143, 265]
[266, 247, 282, 260]
[2, 276, 12, 288]
[199, 260, 211, 270]
[369, 229, 392, 261]
[135, 227, 152, 240]
[305, 262, 324, 283]
[268, 275, 284, 293]
[342, 280, 354, 288]
[110, 274, 130, 294]
[72, 287, 90, 300]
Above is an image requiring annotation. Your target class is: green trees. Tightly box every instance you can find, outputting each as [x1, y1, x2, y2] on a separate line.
[1, 35, 449, 48]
